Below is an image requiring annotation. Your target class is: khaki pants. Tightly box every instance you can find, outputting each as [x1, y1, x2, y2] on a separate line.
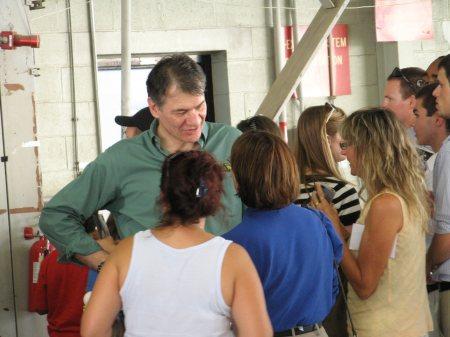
[429, 289, 442, 337]
[441, 289, 450, 337]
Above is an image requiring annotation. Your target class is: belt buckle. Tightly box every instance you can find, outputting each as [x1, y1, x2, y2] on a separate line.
[291, 326, 305, 336]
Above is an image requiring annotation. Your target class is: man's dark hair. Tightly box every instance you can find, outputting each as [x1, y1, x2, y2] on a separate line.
[438, 54, 450, 83]
[387, 67, 427, 98]
[146, 54, 206, 106]
[416, 83, 438, 116]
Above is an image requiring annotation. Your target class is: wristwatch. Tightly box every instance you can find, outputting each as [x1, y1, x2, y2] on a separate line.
[96, 260, 105, 273]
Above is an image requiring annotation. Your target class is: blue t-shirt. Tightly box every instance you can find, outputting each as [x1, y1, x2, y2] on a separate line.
[223, 204, 343, 332]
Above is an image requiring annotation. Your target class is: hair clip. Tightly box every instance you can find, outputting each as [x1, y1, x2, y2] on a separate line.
[195, 178, 208, 198]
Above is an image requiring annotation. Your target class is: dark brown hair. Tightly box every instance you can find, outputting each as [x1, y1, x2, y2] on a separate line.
[236, 115, 281, 137]
[159, 151, 224, 226]
[416, 83, 438, 116]
[438, 54, 450, 83]
[231, 131, 299, 210]
[146, 54, 206, 106]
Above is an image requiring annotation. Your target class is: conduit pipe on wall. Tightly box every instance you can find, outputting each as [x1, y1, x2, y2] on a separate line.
[272, 0, 288, 142]
[290, 0, 304, 113]
[87, 0, 102, 154]
[121, 0, 131, 117]
[66, 0, 80, 176]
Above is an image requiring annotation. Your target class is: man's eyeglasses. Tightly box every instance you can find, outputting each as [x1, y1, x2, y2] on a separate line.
[390, 67, 427, 94]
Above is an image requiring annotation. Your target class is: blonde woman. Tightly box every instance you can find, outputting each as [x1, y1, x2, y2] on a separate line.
[312, 108, 432, 337]
[296, 103, 361, 229]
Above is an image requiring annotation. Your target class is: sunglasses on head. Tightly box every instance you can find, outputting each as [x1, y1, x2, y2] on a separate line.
[324, 102, 337, 124]
[390, 67, 427, 94]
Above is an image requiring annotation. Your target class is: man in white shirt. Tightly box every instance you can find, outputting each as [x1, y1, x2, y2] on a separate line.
[414, 82, 449, 337]
[430, 54, 450, 337]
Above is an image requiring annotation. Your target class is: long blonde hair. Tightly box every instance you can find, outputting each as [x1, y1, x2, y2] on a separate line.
[341, 108, 429, 229]
[296, 104, 346, 183]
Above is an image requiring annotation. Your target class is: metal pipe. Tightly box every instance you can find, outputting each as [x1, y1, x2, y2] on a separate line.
[290, 0, 304, 113]
[273, 0, 288, 142]
[66, 0, 80, 176]
[121, 0, 131, 117]
[87, 0, 102, 154]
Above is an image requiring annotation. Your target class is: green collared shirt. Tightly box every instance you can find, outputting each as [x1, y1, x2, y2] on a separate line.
[39, 121, 243, 262]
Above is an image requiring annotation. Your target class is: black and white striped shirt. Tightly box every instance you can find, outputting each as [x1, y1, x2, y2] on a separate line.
[296, 175, 361, 227]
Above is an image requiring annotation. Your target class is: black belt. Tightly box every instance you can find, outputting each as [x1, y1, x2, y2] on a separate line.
[440, 281, 450, 292]
[274, 324, 320, 337]
[427, 283, 439, 293]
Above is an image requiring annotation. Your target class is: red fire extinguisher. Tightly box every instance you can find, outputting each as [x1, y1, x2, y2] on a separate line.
[27, 235, 54, 312]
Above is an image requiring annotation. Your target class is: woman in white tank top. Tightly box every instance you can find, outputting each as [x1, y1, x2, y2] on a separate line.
[81, 151, 272, 337]
[311, 108, 432, 337]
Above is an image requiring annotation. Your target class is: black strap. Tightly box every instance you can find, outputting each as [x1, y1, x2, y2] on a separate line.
[333, 260, 358, 337]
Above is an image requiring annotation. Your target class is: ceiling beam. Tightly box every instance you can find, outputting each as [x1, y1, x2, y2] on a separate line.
[256, 0, 350, 119]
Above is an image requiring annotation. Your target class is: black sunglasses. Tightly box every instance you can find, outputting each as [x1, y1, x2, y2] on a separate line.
[390, 67, 427, 94]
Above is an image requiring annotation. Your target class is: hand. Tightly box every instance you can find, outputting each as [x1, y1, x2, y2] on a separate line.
[310, 183, 340, 224]
[97, 236, 117, 254]
[310, 183, 349, 241]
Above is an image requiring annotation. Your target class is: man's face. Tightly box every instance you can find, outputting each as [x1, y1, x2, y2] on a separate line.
[413, 98, 434, 146]
[149, 85, 206, 150]
[381, 79, 416, 127]
[433, 68, 450, 118]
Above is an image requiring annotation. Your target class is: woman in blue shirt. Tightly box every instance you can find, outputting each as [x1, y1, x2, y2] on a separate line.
[223, 131, 343, 337]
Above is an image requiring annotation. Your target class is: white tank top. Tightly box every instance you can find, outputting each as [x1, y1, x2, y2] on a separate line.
[120, 230, 234, 337]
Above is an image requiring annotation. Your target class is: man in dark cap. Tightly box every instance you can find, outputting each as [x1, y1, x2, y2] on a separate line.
[115, 107, 154, 138]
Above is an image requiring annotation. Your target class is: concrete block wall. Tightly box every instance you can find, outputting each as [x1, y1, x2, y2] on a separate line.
[28, 0, 383, 199]
[29, 0, 99, 200]
[376, 0, 450, 100]
[405, 0, 450, 68]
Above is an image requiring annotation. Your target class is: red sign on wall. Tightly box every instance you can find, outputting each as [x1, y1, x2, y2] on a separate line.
[284, 24, 351, 97]
[330, 24, 351, 96]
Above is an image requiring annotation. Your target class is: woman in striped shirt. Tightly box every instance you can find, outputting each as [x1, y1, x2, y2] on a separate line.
[295, 103, 362, 337]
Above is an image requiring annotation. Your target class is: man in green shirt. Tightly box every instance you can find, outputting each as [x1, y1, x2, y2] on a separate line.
[39, 54, 243, 270]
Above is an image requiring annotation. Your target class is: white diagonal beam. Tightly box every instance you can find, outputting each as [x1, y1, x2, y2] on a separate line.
[257, 0, 350, 119]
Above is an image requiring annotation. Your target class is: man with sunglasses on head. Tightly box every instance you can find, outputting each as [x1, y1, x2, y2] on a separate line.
[382, 66, 433, 160]
[382, 67, 428, 128]
[39, 54, 243, 272]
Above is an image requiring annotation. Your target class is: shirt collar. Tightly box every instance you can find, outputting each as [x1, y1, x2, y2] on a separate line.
[148, 120, 209, 154]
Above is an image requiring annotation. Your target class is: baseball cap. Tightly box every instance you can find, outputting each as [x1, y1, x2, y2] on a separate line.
[115, 107, 154, 132]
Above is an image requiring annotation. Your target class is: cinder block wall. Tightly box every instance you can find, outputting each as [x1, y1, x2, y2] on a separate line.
[28, 0, 387, 199]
